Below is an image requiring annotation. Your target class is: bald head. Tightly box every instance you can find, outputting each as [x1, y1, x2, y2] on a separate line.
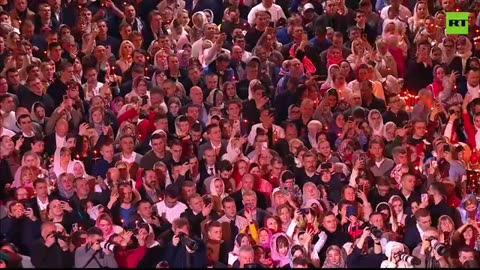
[190, 86, 203, 104]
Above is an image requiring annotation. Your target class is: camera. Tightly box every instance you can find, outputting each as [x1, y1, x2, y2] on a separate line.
[370, 226, 383, 238]
[398, 253, 421, 265]
[177, 232, 199, 252]
[426, 237, 448, 256]
[100, 242, 119, 253]
[50, 231, 67, 242]
[320, 162, 333, 170]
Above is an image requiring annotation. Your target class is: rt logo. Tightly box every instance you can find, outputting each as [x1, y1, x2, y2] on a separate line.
[446, 12, 468, 34]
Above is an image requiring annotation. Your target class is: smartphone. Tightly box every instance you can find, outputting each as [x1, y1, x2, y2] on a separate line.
[141, 95, 149, 106]
[443, 144, 451, 152]
[203, 195, 213, 206]
[63, 94, 68, 101]
[358, 184, 364, 193]
[268, 21, 275, 27]
[421, 193, 428, 202]
[104, 117, 111, 126]
[299, 208, 310, 215]
[321, 162, 333, 170]
[348, 115, 354, 121]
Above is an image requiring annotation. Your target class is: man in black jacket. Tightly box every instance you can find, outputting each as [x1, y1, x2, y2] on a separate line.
[230, 174, 268, 211]
[180, 193, 219, 239]
[30, 221, 73, 268]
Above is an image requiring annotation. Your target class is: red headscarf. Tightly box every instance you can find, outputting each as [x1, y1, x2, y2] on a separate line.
[326, 48, 343, 68]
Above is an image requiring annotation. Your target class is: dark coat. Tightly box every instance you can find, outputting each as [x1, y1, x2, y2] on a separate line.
[30, 239, 74, 268]
[164, 237, 207, 268]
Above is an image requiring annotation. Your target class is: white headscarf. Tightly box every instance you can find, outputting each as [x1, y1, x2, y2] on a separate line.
[368, 109, 385, 137]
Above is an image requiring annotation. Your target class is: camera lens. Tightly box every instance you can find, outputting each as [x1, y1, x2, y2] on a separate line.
[370, 226, 383, 238]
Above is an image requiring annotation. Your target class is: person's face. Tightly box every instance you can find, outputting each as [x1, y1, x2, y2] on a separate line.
[98, 219, 112, 234]
[213, 179, 224, 194]
[189, 196, 204, 213]
[121, 42, 134, 57]
[266, 217, 279, 231]
[467, 71, 480, 87]
[137, 202, 152, 218]
[239, 250, 254, 266]
[120, 137, 134, 153]
[255, 13, 268, 27]
[318, 141, 331, 156]
[75, 179, 89, 196]
[360, 85, 372, 99]
[258, 230, 270, 245]
[370, 213, 384, 229]
[73, 163, 84, 177]
[224, 201, 237, 218]
[206, 75, 218, 90]
[323, 214, 338, 232]
[459, 251, 475, 264]
[19, 116, 33, 132]
[417, 215, 432, 230]
[463, 227, 474, 240]
[241, 174, 254, 190]
[439, 219, 453, 233]
[35, 182, 48, 197]
[120, 185, 133, 203]
[208, 225, 222, 241]
[20, 168, 33, 184]
[303, 156, 316, 172]
[144, 170, 158, 188]
[279, 207, 291, 223]
[413, 122, 427, 137]
[15, 0, 27, 10]
[388, 200, 402, 215]
[303, 185, 315, 198]
[91, 110, 103, 124]
[344, 187, 355, 201]
[401, 174, 415, 191]
[327, 249, 341, 265]
[9, 203, 26, 219]
[49, 199, 65, 217]
[124, 5, 136, 19]
[7, 71, 19, 86]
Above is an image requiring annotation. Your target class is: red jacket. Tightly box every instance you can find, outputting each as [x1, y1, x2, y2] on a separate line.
[114, 245, 147, 268]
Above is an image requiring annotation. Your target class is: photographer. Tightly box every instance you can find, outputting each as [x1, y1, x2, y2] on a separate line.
[0, 200, 41, 256]
[346, 226, 386, 268]
[412, 227, 450, 268]
[381, 241, 415, 268]
[30, 221, 73, 268]
[164, 217, 206, 268]
[74, 227, 118, 268]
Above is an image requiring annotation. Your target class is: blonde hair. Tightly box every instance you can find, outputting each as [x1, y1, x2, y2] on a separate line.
[119, 40, 135, 60]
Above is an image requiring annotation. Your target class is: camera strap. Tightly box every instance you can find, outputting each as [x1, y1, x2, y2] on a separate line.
[82, 249, 104, 269]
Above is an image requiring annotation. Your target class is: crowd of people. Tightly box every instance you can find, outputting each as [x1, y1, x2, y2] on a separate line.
[0, 0, 480, 268]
